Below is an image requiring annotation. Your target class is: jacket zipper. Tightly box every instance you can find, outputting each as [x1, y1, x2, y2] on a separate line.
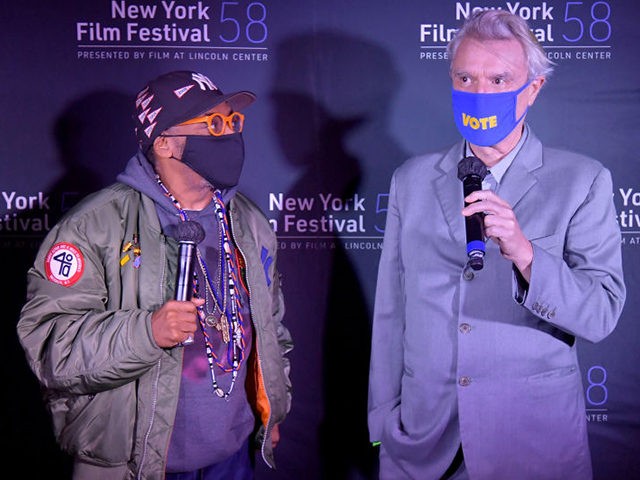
[137, 359, 162, 479]
[137, 234, 168, 479]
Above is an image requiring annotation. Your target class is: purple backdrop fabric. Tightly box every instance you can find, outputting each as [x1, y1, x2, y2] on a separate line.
[2, 1, 639, 478]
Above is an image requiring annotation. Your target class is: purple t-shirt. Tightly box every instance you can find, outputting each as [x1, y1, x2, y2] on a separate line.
[166, 205, 254, 472]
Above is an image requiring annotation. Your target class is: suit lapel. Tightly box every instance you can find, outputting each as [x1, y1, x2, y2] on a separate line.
[435, 143, 466, 245]
[498, 129, 543, 210]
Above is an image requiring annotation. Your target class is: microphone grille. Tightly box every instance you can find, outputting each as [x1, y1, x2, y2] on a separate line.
[177, 220, 206, 244]
[457, 156, 488, 181]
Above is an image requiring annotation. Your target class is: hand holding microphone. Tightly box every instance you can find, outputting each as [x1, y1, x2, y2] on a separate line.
[150, 221, 206, 348]
[458, 158, 533, 280]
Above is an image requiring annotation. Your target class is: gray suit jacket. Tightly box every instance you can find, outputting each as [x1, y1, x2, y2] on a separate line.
[368, 127, 626, 480]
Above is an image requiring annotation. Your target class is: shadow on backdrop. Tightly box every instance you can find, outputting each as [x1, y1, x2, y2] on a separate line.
[5, 90, 134, 478]
[258, 30, 408, 480]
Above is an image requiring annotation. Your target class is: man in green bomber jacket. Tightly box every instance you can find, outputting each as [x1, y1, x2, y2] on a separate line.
[17, 70, 293, 479]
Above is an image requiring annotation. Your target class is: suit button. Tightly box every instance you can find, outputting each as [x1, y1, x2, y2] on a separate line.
[459, 376, 472, 387]
[547, 309, 556, 319]
[540, 307, 548, 315]
[459, 323, 472, 334]
[462, 265, 475, 281]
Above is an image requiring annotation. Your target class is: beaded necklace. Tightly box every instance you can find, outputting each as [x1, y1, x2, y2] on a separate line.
[156, 175, 246, 398]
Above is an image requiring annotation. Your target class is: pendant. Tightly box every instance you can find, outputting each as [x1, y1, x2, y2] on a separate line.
[205, 314, 218, 328]
[215, 313, 231, 344]
[214, 387, 225, 398]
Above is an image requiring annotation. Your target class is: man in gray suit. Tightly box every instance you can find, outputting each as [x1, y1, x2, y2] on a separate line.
[368, 10, 626, 480]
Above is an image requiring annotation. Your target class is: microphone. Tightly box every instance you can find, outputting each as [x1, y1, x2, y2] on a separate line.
[175, 220, 206, 345]
[457, 156, 488, 271]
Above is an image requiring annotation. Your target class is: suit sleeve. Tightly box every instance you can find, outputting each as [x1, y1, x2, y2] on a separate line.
[518, 166, 626, 343]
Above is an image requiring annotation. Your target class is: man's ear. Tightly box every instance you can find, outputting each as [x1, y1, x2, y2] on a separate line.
[152, 135, 171, 159]
[527, 76, 546, 107]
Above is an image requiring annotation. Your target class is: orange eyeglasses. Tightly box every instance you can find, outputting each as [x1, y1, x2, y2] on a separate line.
[178, 111, 245, 136]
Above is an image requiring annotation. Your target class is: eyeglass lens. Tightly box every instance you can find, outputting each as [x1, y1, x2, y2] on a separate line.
[211, 113, 243, 134]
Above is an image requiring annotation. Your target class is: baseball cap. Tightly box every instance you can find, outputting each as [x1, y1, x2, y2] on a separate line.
[133, 70, 256, 151]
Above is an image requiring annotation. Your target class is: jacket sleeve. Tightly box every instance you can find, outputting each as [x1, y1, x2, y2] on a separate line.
[17, 210, 163, 395]
[517, 165, 626, 343]
[271, 251, 293, 414]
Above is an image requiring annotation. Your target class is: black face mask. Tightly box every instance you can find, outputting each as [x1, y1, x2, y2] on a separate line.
[179, 132, 245, 189]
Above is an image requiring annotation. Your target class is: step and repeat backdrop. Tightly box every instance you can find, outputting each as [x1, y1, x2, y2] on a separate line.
[2, 1, 638, 478]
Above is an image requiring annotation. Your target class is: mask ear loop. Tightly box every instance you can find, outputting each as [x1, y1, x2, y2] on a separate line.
[512, 79, 533, 124]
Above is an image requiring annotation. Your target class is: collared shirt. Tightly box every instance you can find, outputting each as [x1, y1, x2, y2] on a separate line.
[465, 124, 530, 190]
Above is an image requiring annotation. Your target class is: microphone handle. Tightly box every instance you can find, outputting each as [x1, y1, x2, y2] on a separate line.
[175, 242, 196, 302]
[462, 175, 482, 200]
[463, 176, 485, 270]
[175, 241, 196, 345]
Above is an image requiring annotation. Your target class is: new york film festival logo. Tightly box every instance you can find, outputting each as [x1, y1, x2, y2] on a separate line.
[266, 191, 387, 252]
[618, 185, 640, 247]
[0, 190, 52, 249]
[418, 1, 614, 63]
[75, 0, 270, 62]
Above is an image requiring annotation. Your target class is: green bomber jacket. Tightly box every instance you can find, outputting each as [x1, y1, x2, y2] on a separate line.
[17, 182, 292, 479]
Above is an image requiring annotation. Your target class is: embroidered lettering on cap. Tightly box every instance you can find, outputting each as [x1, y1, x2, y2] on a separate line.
[147, 107, 161, 123]
[144, 123, 156, 139]
[173, 85, 195, 98]
[44, 242, 85, 287]
[192, 72, 217, 91]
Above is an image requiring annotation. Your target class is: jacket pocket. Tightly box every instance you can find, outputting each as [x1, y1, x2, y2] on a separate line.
[51, 382, 136, 465]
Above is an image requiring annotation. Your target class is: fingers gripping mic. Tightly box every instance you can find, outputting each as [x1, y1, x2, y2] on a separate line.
[175, 220, 205, 345]
[457, 156, 488, 271]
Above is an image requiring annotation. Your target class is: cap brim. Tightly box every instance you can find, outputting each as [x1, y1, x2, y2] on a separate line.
[197, 90, 256, 116]
[226, 91, 257, 111]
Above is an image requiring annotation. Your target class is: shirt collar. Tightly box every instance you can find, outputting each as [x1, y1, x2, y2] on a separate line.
[464, 124, 529, 184]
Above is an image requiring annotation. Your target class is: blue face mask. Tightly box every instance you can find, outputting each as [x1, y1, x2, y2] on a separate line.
[451, 81, 531, 147]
